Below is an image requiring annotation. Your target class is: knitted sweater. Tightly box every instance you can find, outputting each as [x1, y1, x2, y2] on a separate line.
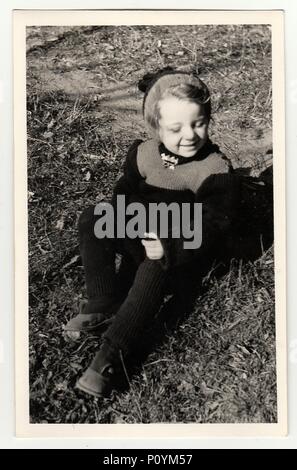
[111, 139, 245, 270]
[137, 139, 231, 193]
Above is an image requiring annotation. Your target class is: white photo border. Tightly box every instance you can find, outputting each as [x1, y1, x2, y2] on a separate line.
[13, 9, 286, 439]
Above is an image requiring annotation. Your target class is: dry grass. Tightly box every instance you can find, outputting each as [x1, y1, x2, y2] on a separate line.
[27, 25, 276, 423]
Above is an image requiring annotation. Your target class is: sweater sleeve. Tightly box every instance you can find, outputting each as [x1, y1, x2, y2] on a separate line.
[111, 139, 144, 202]
[157, 173, 241, 270]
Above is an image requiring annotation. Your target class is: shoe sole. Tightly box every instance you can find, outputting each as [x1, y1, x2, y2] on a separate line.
[64, 316, 114, 337]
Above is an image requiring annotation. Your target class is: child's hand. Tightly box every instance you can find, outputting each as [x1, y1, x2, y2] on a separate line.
[141, 232, 164, 260]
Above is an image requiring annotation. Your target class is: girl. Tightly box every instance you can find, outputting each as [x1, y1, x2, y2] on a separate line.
[64, 68, 273, 398]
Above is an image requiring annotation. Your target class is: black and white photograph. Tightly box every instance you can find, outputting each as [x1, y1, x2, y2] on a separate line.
[14, 10, 286, 436]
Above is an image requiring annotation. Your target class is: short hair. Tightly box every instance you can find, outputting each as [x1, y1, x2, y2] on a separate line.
[156, 83, 211, 129]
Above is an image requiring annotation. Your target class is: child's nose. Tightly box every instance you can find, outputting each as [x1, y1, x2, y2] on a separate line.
[183, 126, 195, 140]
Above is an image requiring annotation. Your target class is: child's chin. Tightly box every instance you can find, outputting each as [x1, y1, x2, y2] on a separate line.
[179, 147, 199, 157]
[179, 141, 205, 157]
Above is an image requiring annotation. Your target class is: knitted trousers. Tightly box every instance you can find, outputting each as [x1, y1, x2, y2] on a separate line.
[78, 206, 169, 355]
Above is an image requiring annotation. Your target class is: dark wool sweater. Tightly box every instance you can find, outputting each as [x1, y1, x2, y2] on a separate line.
[113, 138, 231, 202]
[111, 138, 267, 270]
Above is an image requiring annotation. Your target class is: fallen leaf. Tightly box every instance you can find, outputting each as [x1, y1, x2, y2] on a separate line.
[237, 344, 251, 355]
[55, 381, 68, 392]
[114, 415, 127, 424]
[177, 380, 194, 393]
[70, 362, 83, 372]
[86, 154, 101, 160]
[56, 217, 64, 230]
[43, 131, 53, 139]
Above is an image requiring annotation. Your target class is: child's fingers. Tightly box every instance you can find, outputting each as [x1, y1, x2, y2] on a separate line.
[141, 239, 159, 247]
[146, 251, 162, 258]
[146, 252, 163, 260]
[142, 246, 163, 257]
[143, 245, 164, 258]
[141, 236, 164, 260]
[143, 232, 158, 240]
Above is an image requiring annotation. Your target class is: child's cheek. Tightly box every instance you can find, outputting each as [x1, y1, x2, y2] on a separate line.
[158, 126, 165, 141]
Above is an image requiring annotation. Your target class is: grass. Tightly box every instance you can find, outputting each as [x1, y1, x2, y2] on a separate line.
[27, 24, 276, 423]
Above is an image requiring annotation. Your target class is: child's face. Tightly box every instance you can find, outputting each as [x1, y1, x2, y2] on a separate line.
[158, 97, 209, 158]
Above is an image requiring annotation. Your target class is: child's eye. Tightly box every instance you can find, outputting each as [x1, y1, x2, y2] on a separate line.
[169, 128, 180, 133]
[195, 121, 205, 128]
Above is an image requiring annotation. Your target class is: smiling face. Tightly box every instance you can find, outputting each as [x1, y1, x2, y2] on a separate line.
[158, 96, 209, 158]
